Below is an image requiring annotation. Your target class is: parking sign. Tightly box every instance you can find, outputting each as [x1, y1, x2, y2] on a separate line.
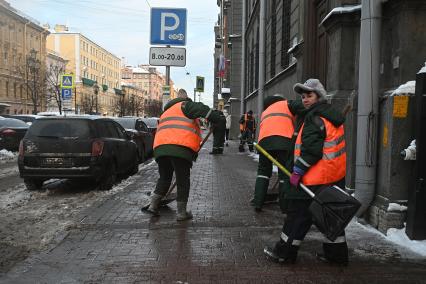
[151, 8, 187, 46]
[61, 88, 73, 100]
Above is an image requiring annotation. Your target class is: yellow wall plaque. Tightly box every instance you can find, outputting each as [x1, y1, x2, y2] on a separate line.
[393, 96, 409, 118]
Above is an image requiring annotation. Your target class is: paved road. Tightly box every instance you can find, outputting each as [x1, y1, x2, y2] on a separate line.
[2, 139, 426, 283]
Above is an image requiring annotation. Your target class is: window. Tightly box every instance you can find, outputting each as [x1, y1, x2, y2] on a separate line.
[270, 0, 277, 77]
[13, 82, 17, 97]
[281, 0, 291, 68]
[6, 81, 9, 97]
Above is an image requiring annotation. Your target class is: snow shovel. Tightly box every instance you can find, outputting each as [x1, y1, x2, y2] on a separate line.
[141, 128, 214, 210]
[254, 143, 361, 242]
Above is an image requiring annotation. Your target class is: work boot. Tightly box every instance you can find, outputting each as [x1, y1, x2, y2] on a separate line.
[176, 201, 193, 221]
[318, 242, 348, 266]
[263, 246, 296, 264]
[264, 240, 298, 264]
[142, 193, 163, 216]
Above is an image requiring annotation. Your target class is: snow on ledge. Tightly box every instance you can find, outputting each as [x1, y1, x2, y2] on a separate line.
[390, 81, 416, 96]
[418, 62, 426, 74]
[387, 203, 408, 212]
[319, 5, 362, 26]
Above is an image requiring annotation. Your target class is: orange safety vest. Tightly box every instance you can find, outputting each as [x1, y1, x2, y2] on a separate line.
[153, 102, 202, 152]
[294, 117, 346, 186]
[240, 114, 255, 131]
[258, 100, 295, 142]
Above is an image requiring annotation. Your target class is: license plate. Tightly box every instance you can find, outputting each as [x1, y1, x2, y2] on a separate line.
[44, 158, 64, 164]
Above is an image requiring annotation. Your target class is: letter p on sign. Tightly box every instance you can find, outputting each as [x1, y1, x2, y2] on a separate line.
[151, 8, 187, 46]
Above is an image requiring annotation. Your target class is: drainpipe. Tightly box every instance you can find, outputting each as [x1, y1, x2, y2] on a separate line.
[257, 0, 266, 120]
[240, 0, 246, 115]
[354, 0, 382, 216]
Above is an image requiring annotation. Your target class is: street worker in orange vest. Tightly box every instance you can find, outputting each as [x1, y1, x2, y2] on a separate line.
[251, 95, 304, 213]
[239, 110, 256, 152]
[143, 89, 226, 221]
[264, 79, 348, 266]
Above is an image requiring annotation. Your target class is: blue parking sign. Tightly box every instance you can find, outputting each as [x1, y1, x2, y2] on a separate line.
[151, 8, 187, 46]
[61, 88, 72, 100]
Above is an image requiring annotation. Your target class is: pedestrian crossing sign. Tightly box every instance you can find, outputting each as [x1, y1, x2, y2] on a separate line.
[60, 74, 74, 88]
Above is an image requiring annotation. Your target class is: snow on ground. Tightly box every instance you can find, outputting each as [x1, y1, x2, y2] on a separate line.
[356, 221, 426, 257]
[0, 183, 31, 210]
[0, 149, 18, 163]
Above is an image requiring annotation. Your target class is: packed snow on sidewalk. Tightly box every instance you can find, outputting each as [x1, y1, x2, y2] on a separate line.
[357, 221, 426, 257]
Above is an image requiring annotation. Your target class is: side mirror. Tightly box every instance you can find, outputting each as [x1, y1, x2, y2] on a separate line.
[125, 130, 135, 140]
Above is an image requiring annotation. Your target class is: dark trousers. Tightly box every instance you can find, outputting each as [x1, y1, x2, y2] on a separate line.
[239, 129, 254, 151]
[225, 129, 230, 141]
[254, 149, 290, 211]
[154, 156, 192, 202]
[276, 184, 348, 263]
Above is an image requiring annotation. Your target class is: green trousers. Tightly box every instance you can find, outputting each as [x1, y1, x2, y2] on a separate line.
[254, 149, 290, 212]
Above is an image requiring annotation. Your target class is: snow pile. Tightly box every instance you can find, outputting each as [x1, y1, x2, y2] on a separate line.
[390, 81, 416, 96]
[386, 227, 426, 257]
[417, 62, 426, 74]
[320, 5, 362, 26]
[0, 149, 17, 162]
[387, 203, 408, 212]
[248, 152, 259, 162]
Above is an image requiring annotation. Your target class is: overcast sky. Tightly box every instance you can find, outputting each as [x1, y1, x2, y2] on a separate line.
[8, 0, 219, 107]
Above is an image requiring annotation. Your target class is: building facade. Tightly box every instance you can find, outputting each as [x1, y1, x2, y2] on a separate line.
[215, 0, 243, 139]
[46, 24, 121, 115]
[122, 65, 175, 110]
[235, 0, 426, 233]
[0, 0, 49, 114]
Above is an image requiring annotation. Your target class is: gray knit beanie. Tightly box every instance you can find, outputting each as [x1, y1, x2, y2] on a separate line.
[293, 78, 327, 100]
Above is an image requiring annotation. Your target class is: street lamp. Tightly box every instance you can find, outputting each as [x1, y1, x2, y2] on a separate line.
[93, 82, 99, 114]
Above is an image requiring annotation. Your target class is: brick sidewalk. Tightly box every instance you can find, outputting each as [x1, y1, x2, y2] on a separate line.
[2, 138, 426, 283]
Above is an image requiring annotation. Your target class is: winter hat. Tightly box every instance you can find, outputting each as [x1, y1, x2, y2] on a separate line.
[293, 78, 327, 100]
[247, 110, 253, 115]
[263, 94, 285, 110]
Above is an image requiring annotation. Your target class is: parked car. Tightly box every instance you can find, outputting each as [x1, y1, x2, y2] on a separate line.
[18, 116, 139, 191]
[0, 117, 29, 151]
[141, 117, 159, 136]
[9, 114, 42, 125]
[112, 117, 154, 162]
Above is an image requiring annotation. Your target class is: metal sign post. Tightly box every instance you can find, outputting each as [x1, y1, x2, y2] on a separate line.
[150, 7, 187, 108]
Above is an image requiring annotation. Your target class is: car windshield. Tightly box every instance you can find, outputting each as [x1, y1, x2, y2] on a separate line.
[27, 119, 92, 138]
[113, 119, 135, 130]
[0, 118, 29, 128]
[143, 118, 159, 128]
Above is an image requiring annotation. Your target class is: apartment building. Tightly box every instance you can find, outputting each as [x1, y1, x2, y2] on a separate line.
[46, 24, 121, 115]
[0, 0, 49, 114]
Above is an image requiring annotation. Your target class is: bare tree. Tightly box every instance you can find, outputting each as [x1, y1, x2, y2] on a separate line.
[80, 93, 97, 114]
[16, 49, 45, 114]
[112, 93, 127, 117]
[45, 62, 66, 114]
[145, 99, 162, 117]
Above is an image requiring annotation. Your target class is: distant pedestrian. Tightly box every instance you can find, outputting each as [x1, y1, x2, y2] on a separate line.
[252, 95, 304, 213]
[210, 110, 226, 155]
[223, 109, 231, 146]
[143, 89, 226, 221]
[239, 110, 256, 152]
[264, 79, 348, 265]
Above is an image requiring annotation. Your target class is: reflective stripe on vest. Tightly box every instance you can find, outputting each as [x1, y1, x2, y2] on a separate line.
[294, 117, 346, 186]
[153, 102, 202, 152]
[258, 101, 295, 142]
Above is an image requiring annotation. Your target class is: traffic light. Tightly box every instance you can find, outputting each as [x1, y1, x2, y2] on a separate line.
[196, 76, 205, 92]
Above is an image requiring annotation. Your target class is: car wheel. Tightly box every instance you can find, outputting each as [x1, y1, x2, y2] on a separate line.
[98, 162, 117, 191]
[24, 178, 44, 191]
[138, 148, 145, 163]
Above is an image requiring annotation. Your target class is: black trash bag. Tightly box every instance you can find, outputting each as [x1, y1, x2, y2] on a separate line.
[309, 185, 361, 242]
